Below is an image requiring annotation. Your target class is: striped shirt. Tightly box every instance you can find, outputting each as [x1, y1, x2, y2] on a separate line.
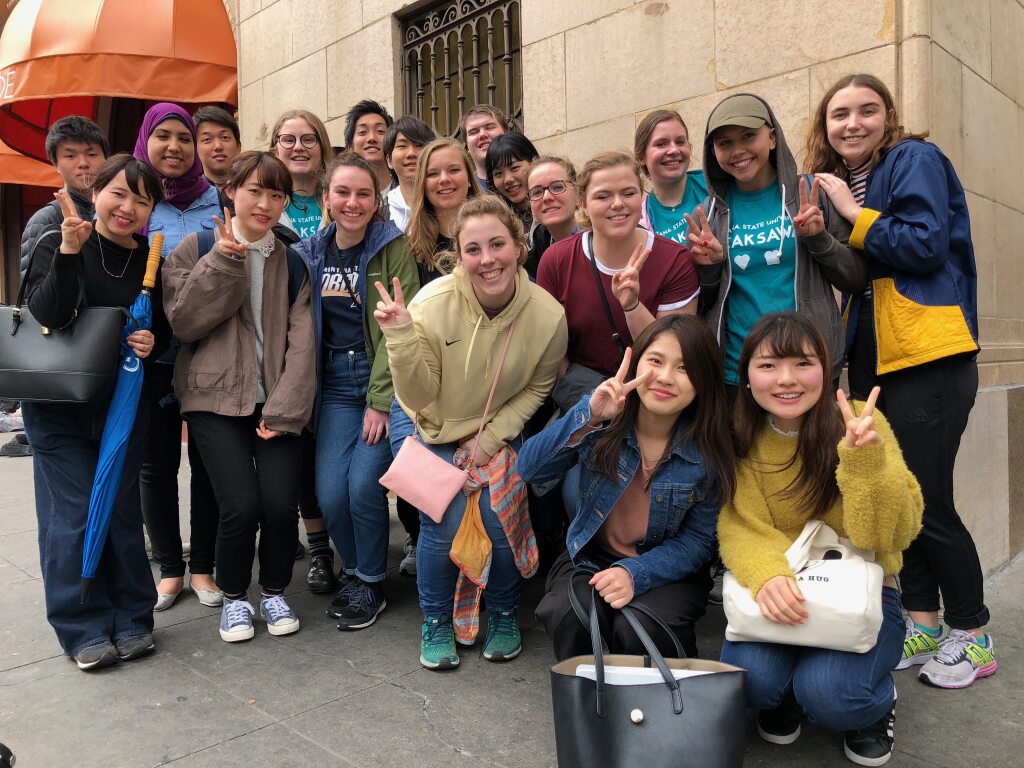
[848, 160, 871, 205]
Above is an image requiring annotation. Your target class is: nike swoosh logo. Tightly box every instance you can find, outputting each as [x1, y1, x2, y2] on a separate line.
[445, 339, 461, 347]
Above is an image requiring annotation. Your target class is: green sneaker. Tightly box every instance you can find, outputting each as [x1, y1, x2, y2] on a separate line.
[482, 609, 522, 662]
[420, 615, 459, 670]
[895, 618, 946, 670]
[919, 630, 997, 689]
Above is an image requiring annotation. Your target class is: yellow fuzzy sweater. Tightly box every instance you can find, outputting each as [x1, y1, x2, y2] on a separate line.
[718, 409, 923, 599]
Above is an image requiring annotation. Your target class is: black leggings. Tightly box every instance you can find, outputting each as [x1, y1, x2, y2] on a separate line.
[187, 408, 302, 597]
[848, 321, 987, 629]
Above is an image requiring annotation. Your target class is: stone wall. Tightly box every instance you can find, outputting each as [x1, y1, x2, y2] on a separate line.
[228, 0, 1024, 570]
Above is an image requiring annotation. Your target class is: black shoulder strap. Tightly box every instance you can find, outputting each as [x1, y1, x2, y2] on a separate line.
[584, 233, 626, 357]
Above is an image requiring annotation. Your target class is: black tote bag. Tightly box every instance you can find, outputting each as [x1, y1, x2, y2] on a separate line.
[0, 230, 123, 404]
[550, 576, 747, 768]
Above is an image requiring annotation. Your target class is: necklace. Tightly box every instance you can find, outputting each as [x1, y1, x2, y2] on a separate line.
[98, 236, 136, 279]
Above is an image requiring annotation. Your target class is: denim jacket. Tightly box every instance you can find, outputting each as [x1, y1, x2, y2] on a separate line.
[517, 397, 719, 595]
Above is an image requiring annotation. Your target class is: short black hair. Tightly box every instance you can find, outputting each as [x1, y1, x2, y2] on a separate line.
[226, 151, 293, 198]
[192, 106, 240, 143]
[91, 153, 164, 206]
[384, 116, 435, 160]
[343, 99, 393, 148]
[44, 116, 110, 166]
[485, 133, 539, 184]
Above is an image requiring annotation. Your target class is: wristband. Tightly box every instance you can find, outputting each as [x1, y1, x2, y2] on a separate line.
[622, 298, 640, 312]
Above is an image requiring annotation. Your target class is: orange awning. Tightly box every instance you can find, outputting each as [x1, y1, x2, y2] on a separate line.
[0, 0, 238, 161]
[0, 136, 60, 187]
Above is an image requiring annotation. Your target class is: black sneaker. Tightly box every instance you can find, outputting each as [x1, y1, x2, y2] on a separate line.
[843, 692, 895, 766]
[336, 581, 387, 631]
[115, 633, 156, 661]
[0, 434, 31, 457]
[708, 562, 726, 605]
[325, 576, 359, 618]
[74, 640, 119, 671]
[757, 692, 802, 745]
[295, 541, 306, 560]
[307, 553, 339, 594]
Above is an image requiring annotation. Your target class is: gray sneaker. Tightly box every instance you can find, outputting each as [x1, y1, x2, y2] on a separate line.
[708, 563, 726, 605]
[400, 535, 417, 577]
[260, 594, 300, 636]
[74, 640, 118, 671]
[115, 633, 155, 661]
[219, 597, 255, 643]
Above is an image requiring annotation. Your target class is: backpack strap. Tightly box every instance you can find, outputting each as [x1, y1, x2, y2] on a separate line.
[195, 228, 216, 258]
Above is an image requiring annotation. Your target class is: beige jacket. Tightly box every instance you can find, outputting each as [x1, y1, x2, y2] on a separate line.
[162, 234, 316, 435]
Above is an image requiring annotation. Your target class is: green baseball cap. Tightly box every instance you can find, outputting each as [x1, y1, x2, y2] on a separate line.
[707, 95, 773, 135]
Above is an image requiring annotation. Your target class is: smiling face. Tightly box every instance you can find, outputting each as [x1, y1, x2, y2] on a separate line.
[711, 124, 777, 192]
[464, 114, 505, 169]
[644, 118, 691, 186]
[635, 332, 697, 418]
[324, 165, 378, 242]
[825, 84, 887, 168]
[92, 169, 155, 246]
[528, 162, 578, 230]
[352, 113, 389, 166]
[273, 117, 322, 180]
[747, 340, 825, 432]
[458, 213, 520, 310]
[492, 158, 530, 205]
[54, 140, 105, 195]
[387, 132, 424, 187]
[581, 164, 643, 240]
[425, 146, 471, 213]
[196, 122, 241, 182]
[226, 172, 288, 242]
[146, 118, 195, 179]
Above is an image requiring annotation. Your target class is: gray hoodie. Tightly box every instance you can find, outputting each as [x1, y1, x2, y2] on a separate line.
[695, 94, 867, 380]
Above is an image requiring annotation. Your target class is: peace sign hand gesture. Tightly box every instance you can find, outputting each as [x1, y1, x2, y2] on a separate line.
[373, 277, 413, 329]
[684, 207, 724, 265]
[55, 190, 92, 254]
[587, 348, 652, 425]
[837, 386, 882, 448]
[610, 240, 650, 311]
[212, 207, 247, 259]
[794, 177, 825, 237]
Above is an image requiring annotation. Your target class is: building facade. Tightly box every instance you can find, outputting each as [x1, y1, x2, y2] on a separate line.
[228, 0, 1024, 571]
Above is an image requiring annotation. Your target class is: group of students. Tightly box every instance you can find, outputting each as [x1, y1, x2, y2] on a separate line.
[17, 73, 990, 766]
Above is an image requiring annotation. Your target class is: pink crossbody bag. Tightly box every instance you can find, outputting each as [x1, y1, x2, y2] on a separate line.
[379, 320, 516, 523]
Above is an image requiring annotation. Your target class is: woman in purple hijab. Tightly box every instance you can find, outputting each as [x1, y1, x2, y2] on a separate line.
[134, 102, 224, 612]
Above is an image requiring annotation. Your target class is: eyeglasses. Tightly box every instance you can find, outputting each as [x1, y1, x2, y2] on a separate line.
[275, 133, 319, 149]
[527, 180, 571, 201]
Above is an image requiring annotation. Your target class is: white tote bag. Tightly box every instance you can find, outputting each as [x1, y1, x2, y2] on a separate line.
[723, 520, 884, 653]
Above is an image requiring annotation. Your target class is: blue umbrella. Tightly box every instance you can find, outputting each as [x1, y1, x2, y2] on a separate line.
[80, 234, 164, 603]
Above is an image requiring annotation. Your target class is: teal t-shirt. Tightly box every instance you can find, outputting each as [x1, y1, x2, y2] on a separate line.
[722, 182, 797, 384]
[645, 170, 708, 245]
[285, 193, 324, 239]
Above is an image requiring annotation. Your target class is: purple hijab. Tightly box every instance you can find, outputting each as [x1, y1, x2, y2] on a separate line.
[133, 103, 211, 211]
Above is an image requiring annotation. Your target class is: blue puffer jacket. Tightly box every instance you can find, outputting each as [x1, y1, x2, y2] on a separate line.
[846, 139, 979, 373]
[516, 397, 719, 596]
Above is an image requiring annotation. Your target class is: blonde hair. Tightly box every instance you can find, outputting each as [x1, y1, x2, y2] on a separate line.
[804, 74, 928, 176]
[407, 138, 482, 271]
[576, 151, 644, 229]
[269, 109, 336, 198]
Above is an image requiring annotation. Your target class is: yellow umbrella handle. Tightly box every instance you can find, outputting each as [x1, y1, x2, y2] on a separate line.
[144, 233, 164, 289]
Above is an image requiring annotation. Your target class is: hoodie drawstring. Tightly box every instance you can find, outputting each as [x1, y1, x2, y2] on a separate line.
[464, 315, 483, 381]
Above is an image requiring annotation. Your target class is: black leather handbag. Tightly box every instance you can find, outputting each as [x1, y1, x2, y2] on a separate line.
[0, 231, 124, 404]
[550, 578, 747, 768]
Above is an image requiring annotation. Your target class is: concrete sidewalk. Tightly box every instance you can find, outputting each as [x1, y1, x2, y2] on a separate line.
[0, 451, 1020, 767]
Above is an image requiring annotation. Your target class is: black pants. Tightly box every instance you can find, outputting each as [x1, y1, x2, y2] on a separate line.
[140, 364, 219, 577]
[187, 408, 302, 597]
[848, 322, 987, 629]
[298, 428, 321, 521]
[536, 549, 711, 661]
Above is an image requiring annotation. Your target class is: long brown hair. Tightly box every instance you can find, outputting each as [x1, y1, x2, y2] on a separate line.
[406, 138, 482, 271]
[591, 315, 735, 505]
[733, 313, 843, 518]
[804, 74, 928, 176]
[634, 109, 689, 178]
[268, 109, 336, 196]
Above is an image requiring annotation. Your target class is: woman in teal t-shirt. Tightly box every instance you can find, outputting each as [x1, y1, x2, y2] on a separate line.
[270, 109, 336, 239]
[635, 109, 708, 246]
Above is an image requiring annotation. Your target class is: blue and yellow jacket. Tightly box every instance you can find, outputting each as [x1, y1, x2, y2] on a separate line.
[846, 140, 979, 374]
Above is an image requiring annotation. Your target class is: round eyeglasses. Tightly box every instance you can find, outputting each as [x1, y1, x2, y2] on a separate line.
[527, 180, 571, 201]
[275, 133, 319, 149]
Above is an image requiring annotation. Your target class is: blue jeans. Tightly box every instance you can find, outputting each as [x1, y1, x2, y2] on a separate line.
[415, 439, 523, 616]
[23, 399, 156, 657]
[315, 350, 391, 582]
[720, 587, 904, 733]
